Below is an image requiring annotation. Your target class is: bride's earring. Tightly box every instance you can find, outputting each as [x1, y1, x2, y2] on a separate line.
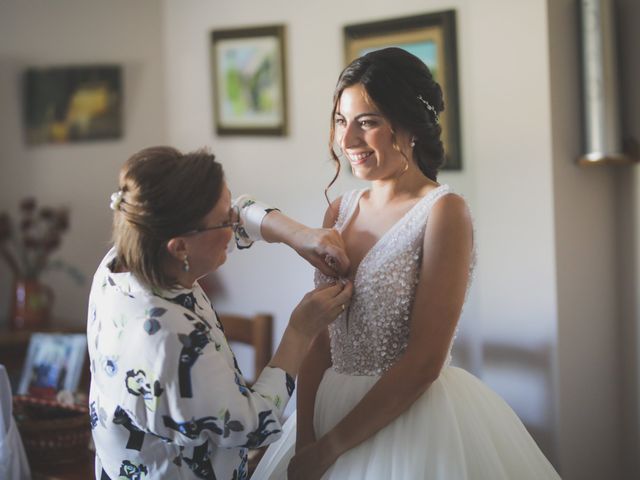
[395, 157, 410, 178]
[397, 137, 416, 175]
[183, 256, 190, 272]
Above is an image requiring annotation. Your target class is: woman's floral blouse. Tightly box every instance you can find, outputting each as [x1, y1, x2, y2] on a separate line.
[87, 199, 293, 480]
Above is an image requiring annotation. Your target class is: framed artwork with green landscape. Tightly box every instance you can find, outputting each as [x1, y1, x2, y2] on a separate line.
[211, 25, 287, 136]
[344, 11, 462, 170]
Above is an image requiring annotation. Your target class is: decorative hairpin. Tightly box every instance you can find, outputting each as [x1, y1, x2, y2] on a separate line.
[417, 95, 439, 124]
[110, 190, 124, 211]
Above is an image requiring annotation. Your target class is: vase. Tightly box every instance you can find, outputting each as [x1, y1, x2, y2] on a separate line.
[10, 279, 54, 330]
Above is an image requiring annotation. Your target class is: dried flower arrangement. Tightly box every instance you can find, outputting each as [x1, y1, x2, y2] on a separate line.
[0, 197, 81, 282]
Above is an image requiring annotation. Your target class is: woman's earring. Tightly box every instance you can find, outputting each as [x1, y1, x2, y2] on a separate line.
[183, 256, 190, 272]
[410, 138, 416, 148]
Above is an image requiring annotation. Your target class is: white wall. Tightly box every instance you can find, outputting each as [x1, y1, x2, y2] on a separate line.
[548, 1, 622, 478]
[618, 0, 640, 477]
[0, 0, 167, 326]
[463, 1, 560, 460]
[162, 0, 563, 467]
[1, 0, 636, 478]
[159, 0, 475, 351]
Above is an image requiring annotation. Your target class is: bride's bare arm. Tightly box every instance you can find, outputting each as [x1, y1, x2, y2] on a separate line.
[295, 197, 342, 451]
[296, 329, 332, 450]
[288, 194, 473, 479]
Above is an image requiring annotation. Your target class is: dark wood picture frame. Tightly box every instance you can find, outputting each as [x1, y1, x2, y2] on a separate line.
[23, 65, 123, 146]
[344, 11, 462, 170]
[210, 25, 288, 136]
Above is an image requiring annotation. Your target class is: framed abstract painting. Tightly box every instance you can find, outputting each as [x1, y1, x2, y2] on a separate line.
[211, 25, 288, 136]
[22, 65, 123, 145]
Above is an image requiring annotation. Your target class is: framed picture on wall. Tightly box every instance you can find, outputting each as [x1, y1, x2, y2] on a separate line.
[210, 25, 288, 136]
[344, 11, 462, 170]
[22, 65, 123, 146]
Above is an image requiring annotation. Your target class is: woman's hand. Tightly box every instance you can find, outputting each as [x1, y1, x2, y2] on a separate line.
[288, 440, 336, 480]
[268, 282, 351, 377]
[258, 209, 349, 276]
[289, 281, 352, 339]
[290, 227, 350, 277]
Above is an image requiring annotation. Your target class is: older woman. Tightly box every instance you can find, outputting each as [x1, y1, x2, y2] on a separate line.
[87, 146, 352, 480]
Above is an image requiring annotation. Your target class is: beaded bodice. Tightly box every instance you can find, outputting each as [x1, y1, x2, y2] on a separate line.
[315, 185, 454, 376]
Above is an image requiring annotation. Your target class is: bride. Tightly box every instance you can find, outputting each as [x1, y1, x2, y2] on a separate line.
[254, 47, 561, 480]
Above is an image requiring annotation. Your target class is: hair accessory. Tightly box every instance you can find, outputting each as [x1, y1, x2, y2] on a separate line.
[183, 256, 190, 273]
[417, 95, 439, 124]
[109, 190, 124, 211]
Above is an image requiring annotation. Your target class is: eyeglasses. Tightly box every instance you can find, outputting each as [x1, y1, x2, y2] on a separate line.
[182, 205, 240, 236]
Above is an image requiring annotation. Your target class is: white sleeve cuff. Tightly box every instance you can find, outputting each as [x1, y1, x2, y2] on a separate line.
[252, 366, 295, 417]
[233, 195, 278, 247]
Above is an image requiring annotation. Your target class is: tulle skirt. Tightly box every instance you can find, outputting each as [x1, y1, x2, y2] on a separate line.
[253, 366, 561, 479]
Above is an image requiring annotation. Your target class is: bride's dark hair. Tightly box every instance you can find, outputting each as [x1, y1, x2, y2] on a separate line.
[326, 47, 445, 199]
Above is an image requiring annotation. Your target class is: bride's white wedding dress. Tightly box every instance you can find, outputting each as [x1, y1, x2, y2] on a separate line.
[254, 185, 561, 479]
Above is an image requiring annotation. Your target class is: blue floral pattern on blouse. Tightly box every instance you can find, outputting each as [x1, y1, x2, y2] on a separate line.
[88, 248, 293, 479]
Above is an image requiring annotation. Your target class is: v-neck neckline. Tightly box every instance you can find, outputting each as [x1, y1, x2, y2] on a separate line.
[338, 185, 447, 284]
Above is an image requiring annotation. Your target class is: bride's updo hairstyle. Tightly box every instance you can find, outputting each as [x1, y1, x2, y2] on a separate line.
[111, 146, 224, 288]
[328, 47, 445, 192]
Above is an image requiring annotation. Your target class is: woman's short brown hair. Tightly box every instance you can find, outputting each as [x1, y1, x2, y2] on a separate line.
[111, 146, 224, 289]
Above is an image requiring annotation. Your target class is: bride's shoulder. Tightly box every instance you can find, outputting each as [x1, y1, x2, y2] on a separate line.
[428, 191, 473, 234]
[423, 185, 469, 211]
[432, 189, 470, 214]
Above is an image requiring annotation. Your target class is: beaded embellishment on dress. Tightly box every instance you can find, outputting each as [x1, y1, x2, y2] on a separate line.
[315, 185, 458, 376]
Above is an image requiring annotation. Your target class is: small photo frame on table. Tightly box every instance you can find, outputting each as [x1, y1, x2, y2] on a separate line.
[18, 333, 87, 399]
[210, 25, 288, 136]
[344, 11, 462, 170]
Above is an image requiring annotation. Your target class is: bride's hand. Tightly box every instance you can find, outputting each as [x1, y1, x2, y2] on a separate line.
[287, 441, 335, 480]
[290, 227, 350, 277]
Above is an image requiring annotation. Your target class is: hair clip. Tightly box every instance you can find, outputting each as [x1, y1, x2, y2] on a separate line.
[110, 190, 124, 211]
[417, 95, 439, 124]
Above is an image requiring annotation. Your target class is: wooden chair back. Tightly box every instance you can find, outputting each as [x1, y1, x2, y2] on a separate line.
[218, 313, 273, 383]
